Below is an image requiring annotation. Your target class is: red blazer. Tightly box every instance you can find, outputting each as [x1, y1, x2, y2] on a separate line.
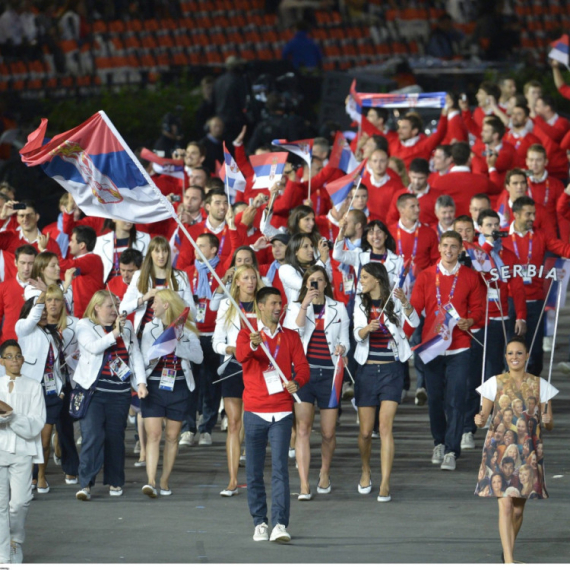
[389, 222, 439, 272]
[177, 221, 233, 272]
[0, 278, 27, 343]
[471, 141, 517, 188]
[1, 230, 61, 257]
[59, 253, 105, 317]
[441, 111, 468, 144]
[236, 325, 310, 414]
[362, 172, 403, 223]
[495, 191, 554, 238]
[431, 168, 502, 217]
[386, 187, 440, 227]
[533, 114, 570, 144]
[504, 131, 542, 168]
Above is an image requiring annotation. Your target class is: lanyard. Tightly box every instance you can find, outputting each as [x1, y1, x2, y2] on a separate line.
[260, 330, 282, 364]
[314, 304, 326, 319]
[528, 177, 549, 206]
[397, 224, 419, 263]
[162, 353, 178, 367]
[511, 232, 533, 265]
[316, 189, 321, 214]
[326, 219, 333, 241]
[435, 265, 460, 308]
[218, 227, 227, 254]
[46, 343, 55, 371]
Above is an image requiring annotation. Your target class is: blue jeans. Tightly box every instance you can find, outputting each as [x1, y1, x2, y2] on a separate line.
[509, 299, 544, 376]
[197, 336, 221, 435]
[424, 350, 470, 457]
[464, 320, 508, 434]
[78, 390, 131, 489]
[244, 411, 293, 528]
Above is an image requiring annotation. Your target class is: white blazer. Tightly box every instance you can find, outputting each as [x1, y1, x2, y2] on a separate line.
[140, 318, 203, 392]
[278, 259, 332, 305]
[119, 269, 197, 333]
[284, 296, 350, 357]
[15, 301, 79, 396]
[94, 231, 151, 282]
[332, 241, 403, 288]
[24, 282, 74, 317]
[74, 318, 145, 390]
[212, 298, 257, 373]
[353, 294, 419, 365]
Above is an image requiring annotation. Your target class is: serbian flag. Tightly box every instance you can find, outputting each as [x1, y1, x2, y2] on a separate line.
[326, 161, 366, 208]
[20, 111, 174, 224]
[327, 356, 345, 408]
[544, 258, 570, 310]
[250, 152, 288, 189]
[219, 142, 246, 202]
[361, 114, 382, 137]
[397, 258, 412, 288]
[463, 241, 496, 273]
[140, 148, 185, 180]
[271, 138, 313, 165]
[345, 79, 363, 123]
[413, 311, 457, 364]
[549, 34, 569, 67]
[147, 307, 189, 361]
[329, 131, 359, 173]
[360, 91, 447, 109]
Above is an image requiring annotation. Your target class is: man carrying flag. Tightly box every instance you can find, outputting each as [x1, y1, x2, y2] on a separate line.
[219, 142, 246, 205]
[409, 230, 484, 471]
[460, 210, 527, 451]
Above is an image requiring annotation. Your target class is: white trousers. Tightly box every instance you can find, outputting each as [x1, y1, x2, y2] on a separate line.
[0, 451, 33, 563]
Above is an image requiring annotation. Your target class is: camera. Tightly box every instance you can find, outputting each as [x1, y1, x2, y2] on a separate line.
[12, 203, 27, 210]
[321, 238, 333, 250]
[310, 281, 318, 290]
[491, 230, 509, 240]
[171, 195, 181, 203]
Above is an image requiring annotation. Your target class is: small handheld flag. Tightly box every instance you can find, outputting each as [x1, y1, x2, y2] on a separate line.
[140, 148, 185, 180]
[413, 311, 457, 364]
[327, 356, 345, 408]
[147, 307, 190, 361]
[544, 258, 570, 310]
[271, 139, 313, 165]
[220, 142, 246, 203]
[325, 161, 366, 209]
[328, 131, 360, 174]
[250, 152, 288, 189]
[549, 34, 569, 67]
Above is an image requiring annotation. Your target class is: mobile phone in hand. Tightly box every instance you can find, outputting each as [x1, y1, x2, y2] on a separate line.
[310, 281, 318, 290]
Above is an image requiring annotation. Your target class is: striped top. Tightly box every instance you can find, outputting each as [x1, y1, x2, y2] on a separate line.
[150, 352, 185, 382]
[306, 304, 333, 369]
[368, 300, 395, 361]
[97, 326, 131, 393]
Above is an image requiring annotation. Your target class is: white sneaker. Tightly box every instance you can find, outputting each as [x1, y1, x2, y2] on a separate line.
[431, 444, 445, 464]
[270, 523, 291, 543]
[371, 431, 379, 439]
[76, 435, 82, 446]
[133, 440, 141, 454]
[198, 432, 212, 446]
[221, 416, 228, 432]
[415, 387, 427, 406]
[179, 432, 196, 447]
[288, 447, 296, 459]
[441, 452, 457, 471]
[542, 336, 553, 352]
[557, 361, 570, 375]
[76, 488, 91, 501]
[109, 486, 123, 497]
[53, 454, 61, 466]
[461, 432, 475, 450]
[10, 542, 23, 564]
[253, 522, 269, 542]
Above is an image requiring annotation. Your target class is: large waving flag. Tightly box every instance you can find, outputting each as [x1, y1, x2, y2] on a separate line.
[147, 307, 190, 361]
[329, 131, 359, 173]
[345, 79, 363, 124]
[549, 34, 569, 67]
[141, 147, 185, 180]
[544, 258, 570, 310]
[250, 152, 288, 189]
[219, 142, 246, 202]
[414, 311, 457, 364]
[326, 161, 366, 209]
[327, 356, 345, 408]
[20, 111, 175, 224]
[271, 138, 313, 166]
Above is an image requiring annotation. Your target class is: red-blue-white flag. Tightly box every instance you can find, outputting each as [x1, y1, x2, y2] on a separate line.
[326, 161, 366, 208]
[140, 147, 185, 180]
[147, 307, 190, 361]
[413, 311, 457, 364]
[219, 142, 246, 202]
[20, 111, 174, 224]
[549, 34, 569, 67]
[328, 131, 359, 173]
[250, 152, 288, 189]
[463, 241, 496, 273]
[345, 79, 363, 123]
[271, 138, 313, 165]
[327, 356, 345, 408]
[397, 258, 412, 289]
[544, 258, 570, 310]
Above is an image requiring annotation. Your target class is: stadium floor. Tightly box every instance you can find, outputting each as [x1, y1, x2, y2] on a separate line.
[24, 308, 570, 564]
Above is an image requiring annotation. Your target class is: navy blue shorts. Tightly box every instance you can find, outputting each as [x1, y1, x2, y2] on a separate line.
[297, 366, 338, 409]
[45, 392, 64, 425]
[220, 360, 244, 399]
[355, 361, 404, 407]
[140, 378, 189, 421]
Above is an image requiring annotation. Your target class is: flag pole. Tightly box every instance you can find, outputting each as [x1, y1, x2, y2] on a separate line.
[307, 159, 312, 203]
[526, 279, 555, 372]
[99, 111, 300, 402]
[480, 282, 490, 409]
[544, 276, 563, 414]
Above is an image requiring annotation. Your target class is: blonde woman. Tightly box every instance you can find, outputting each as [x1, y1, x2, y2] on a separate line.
[120, 236, 196, 336]
[502, 443, 522, 471]
[140, 290, 203, 498]
[15, 285, 78, 492]
[212, 264, 261, 496]
[25, 251, 75, 315]
[74, 291, 147, 501]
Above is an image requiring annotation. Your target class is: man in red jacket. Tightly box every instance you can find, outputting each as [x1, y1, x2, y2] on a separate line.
[59, 226, 104, 318]
[0, 245, 36, 344]
[506, 196, 570, 375]
[504, 102, 541, 168]
[363, 148, 402, 223]
[410, 231, 485, 471]
[236, 286, 309, 544]
[388, 108, 448, 168]
[431, 142, 501, 216]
